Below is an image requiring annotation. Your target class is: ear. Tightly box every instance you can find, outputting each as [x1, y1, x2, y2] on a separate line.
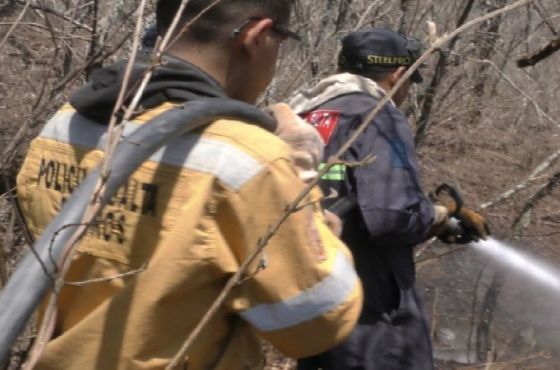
[240, 18, 274, 57]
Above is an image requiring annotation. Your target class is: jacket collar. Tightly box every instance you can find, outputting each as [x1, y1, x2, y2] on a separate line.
[288, 73, 393, 113]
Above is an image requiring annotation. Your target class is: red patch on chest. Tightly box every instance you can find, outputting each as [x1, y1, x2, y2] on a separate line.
[303, 110, 340, 144]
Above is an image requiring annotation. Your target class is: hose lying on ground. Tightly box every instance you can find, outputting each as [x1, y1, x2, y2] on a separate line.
[0, 99, 275, 366]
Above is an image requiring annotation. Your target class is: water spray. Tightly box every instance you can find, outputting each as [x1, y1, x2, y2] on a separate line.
[434, 184, 560, 292]
[472, 238, 560, 292]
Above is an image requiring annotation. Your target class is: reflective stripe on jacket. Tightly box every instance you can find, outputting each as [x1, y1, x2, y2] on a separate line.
[16, 102, 363, 370]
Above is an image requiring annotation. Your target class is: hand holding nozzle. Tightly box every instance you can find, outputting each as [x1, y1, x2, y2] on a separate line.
[430, 183, 491, 244]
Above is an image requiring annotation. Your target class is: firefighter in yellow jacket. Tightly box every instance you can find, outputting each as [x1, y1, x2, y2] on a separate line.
[15, 1, 363, 369]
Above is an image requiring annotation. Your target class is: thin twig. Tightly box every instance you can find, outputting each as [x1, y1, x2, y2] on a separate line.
[481, 147, 560, 209]
[0, 210, 12, 286]
[455, 352, 549, 369]
[13, 0, 93, 32]
[473, 58, 560, 129]
[430, 288, 438, 340]
[517, 36, 560, 67]
[355, 0, 382, 29]
[85, 0, 99, 78]
[414, 237, 437, 259]
[65, 264, 147, 286]
[167, 0, 223, 52]
[23, 2, 149, 368]
[24, 0, 223, 366]
[0, 30, 130, 178]
[119, 0, 193, 121]
[512, 170, 560, 232]
[100, 0, 148, 174]
[279, 35, 334, 99]
[0, 0, 31, 53]
[416, 245, 468, 265]
[125, 0, 223, 120]
[2, 178, 34, 246]
[0, 12, 132, 176]
[522, 231, 560, 238]
[467, 268, 485, 364]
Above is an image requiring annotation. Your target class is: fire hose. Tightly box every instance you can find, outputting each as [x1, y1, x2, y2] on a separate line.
[0, 99, 275, 366]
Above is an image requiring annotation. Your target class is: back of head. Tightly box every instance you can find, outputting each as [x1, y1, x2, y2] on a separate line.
[338, 27, 424, 83]
[157, 0, 293, 44]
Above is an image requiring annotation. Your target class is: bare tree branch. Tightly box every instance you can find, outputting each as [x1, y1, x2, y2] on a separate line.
[517, 36, 560, 67]
[13, 0, 93, 31]
[125, 0, 225, 120]
[512, 170, 560, 233]
[475, 58, 560, 129]
[23, 1, 149, 367]
[0, 0, 30, 53]
[354, 0, 382, 29]
[481, 147, 560, 209]
[414, 0, 476, 147]
[64, 264, 147, 287]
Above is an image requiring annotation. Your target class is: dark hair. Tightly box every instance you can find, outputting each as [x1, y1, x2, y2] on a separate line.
[157, 0, 293, 43]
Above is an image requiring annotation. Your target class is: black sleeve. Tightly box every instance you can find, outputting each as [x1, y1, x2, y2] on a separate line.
[350, 102, 435, 247]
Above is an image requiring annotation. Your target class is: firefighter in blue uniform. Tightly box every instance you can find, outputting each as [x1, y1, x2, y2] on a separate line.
[290, 28, 490, 370]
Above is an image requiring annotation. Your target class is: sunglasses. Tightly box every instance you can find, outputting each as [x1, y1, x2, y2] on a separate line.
[230, 16, 301, 58]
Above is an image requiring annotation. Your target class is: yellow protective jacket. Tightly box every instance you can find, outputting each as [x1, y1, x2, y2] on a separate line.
[16, 102, 363, 370]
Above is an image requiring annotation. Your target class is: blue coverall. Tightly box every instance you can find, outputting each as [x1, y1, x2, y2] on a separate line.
[297, 90, 435, 370]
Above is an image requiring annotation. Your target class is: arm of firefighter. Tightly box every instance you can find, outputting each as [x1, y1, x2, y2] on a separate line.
[225, 158, 363, 358]
[352, 105, 435, 246]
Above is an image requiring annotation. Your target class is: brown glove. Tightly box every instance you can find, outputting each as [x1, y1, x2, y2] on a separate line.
[435, 201, 491, 244]
[456, 206, 491, 242]
[267, 103, 324, 183]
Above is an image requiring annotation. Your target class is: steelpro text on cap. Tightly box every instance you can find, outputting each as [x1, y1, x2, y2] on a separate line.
[338, 27, 424, 83]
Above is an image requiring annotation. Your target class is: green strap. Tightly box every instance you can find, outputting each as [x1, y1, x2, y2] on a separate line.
[319, 163, 346, 181]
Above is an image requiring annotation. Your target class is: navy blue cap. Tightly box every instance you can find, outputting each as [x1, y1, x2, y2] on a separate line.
[339, 28, 424, 83]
